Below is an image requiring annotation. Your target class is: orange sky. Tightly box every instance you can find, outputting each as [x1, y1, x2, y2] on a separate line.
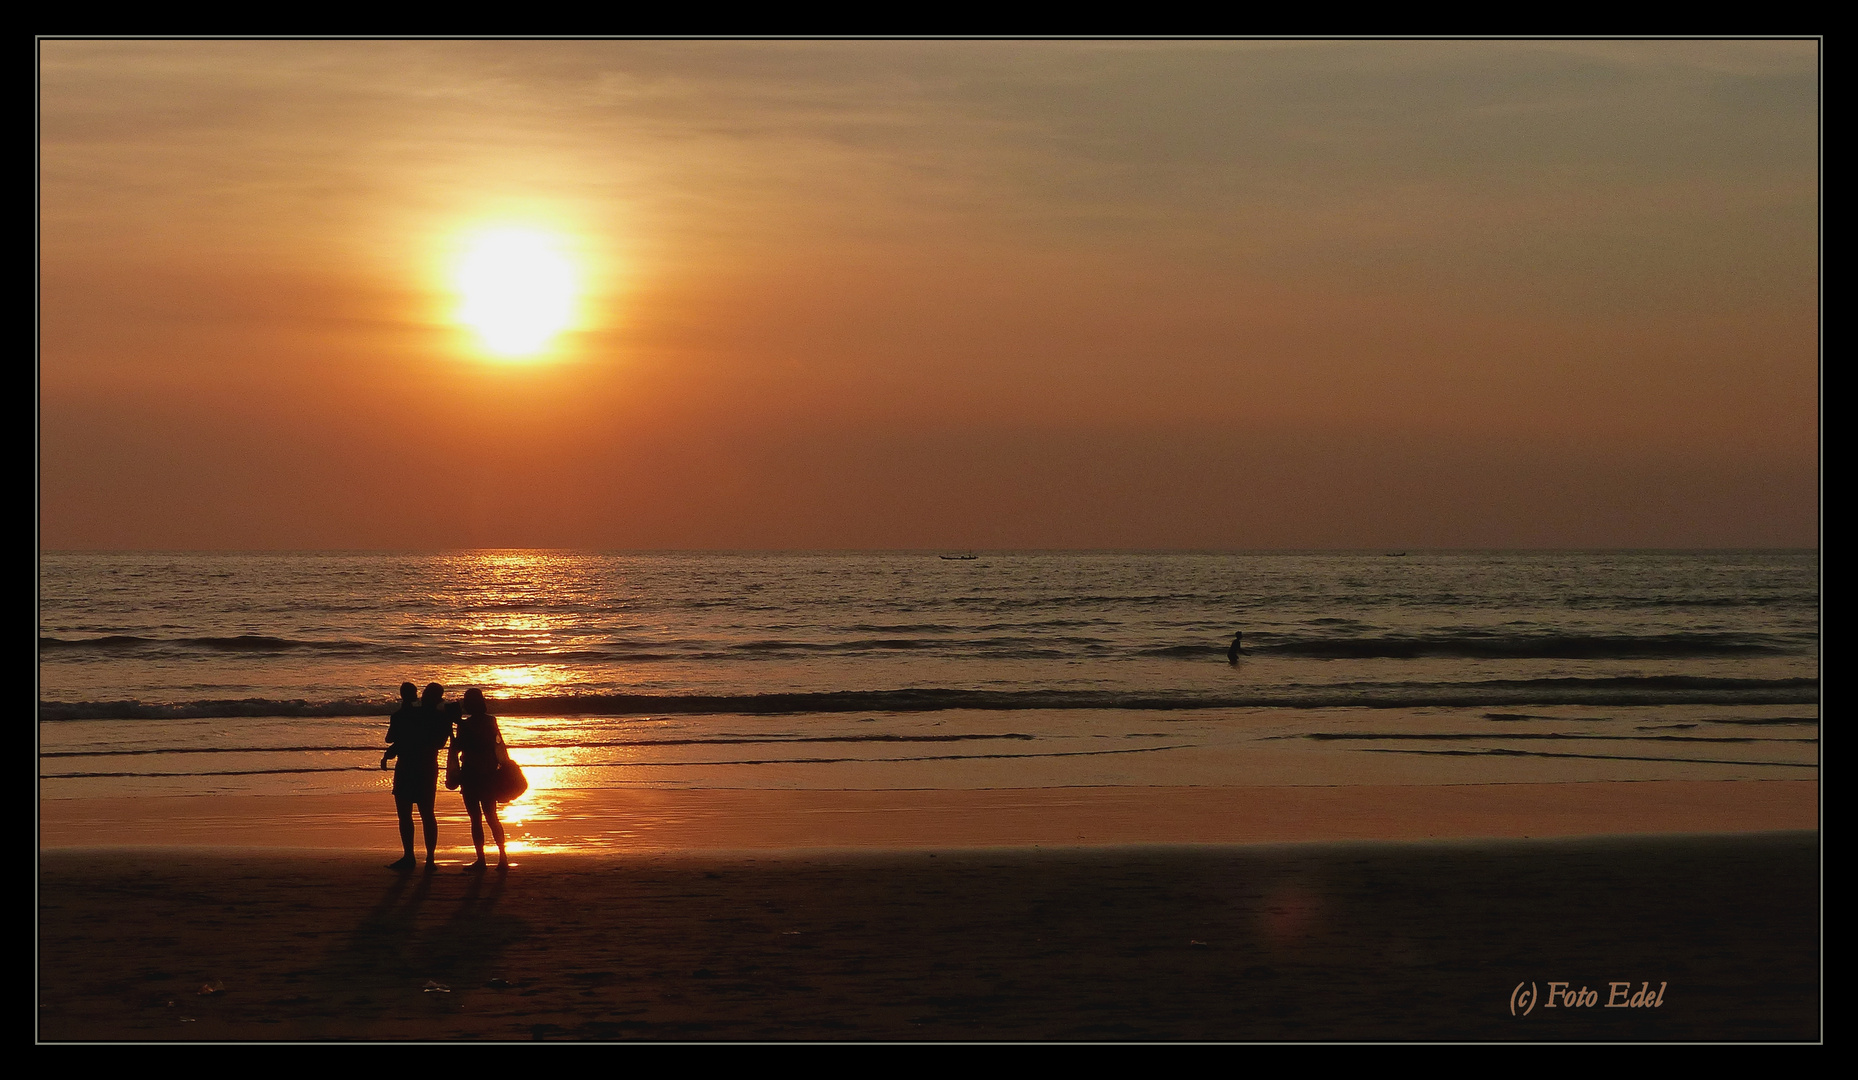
[38, 40, 1819, 549]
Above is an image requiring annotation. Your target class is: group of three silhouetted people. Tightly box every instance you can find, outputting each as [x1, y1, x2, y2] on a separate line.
[381, 681, 512, 872]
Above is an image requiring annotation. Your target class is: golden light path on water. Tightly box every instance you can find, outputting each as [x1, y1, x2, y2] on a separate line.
[449, 551, 604, 699]
[445, 551, 628, 853]
[495, 731, 644, 855]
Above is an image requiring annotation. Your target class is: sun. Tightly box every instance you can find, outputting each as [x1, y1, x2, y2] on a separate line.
[452, 227, 580, 359]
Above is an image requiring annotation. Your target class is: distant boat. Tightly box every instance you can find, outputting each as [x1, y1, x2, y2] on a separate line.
[1385, 552, 1408, 557]
[939, 552, 979, 560]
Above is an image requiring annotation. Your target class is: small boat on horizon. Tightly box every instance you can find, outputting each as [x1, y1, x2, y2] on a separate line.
[939, 552, 979, 560]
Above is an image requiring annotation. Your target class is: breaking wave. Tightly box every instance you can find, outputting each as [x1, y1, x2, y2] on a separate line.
[38, 675, 1818, 721]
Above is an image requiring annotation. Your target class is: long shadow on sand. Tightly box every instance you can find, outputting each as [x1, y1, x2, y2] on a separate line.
[39, 833, 1817, 1041]
[289, 866, 529, 1039]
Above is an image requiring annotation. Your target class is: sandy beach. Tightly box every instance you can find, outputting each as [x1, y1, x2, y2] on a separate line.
[38, 780, 1820, 1042]
[40, 779, 1820, 852]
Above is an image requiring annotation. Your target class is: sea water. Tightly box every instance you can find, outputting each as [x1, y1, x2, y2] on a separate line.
[38, 550, 1819, 797]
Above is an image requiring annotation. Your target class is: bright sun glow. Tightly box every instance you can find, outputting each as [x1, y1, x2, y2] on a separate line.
[453, 227, 580, 358]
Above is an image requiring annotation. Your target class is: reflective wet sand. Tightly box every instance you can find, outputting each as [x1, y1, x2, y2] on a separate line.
[40, 779, 1819, 855]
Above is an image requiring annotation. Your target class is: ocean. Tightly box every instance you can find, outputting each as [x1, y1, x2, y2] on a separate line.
[39, 550, 1819, 798]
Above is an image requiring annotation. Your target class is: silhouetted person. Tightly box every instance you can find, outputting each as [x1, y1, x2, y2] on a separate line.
[449, 687, 508, 871]
[1227, 631, 1244, 664]
[382, 681, 451, 870]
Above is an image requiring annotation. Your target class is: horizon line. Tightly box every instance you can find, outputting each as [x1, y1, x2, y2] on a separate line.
[37, 545, 1822, 555]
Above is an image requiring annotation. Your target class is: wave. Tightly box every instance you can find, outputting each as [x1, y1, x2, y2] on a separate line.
[1483, 711, 1818, 726]
[1355, 747, 1816, 769]
[37, 633, 1105, 663]
[1559, 594, 1819, 609]
[38, 697, 394, 719]
[37, 676, 1819, 720]
[733, 638, 934, 652]
[1148, 633, 1804, 660]
[1145, 645, 1217, 658]
[37, 636, 710, 665]
[728, 636, 1107, 655]
[40, 634, 368, 654]
[1296, 732, 1816, 744]
[39, 635, 158, 651]
[41, 629, 1809, 667]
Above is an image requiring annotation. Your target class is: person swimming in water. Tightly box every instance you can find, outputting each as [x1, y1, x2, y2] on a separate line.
[1227, 630, 1244, 664]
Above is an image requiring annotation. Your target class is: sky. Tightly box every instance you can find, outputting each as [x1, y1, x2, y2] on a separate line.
[38, 39, 1819, 550]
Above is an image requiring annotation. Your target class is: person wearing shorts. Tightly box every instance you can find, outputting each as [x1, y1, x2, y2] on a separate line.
[382, 681, 450, 870]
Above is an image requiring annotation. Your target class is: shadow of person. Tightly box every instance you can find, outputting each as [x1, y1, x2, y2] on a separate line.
[290, 856, 532, 1038]
[424, 864, 527, 993]
[287, 859, 442, 1039]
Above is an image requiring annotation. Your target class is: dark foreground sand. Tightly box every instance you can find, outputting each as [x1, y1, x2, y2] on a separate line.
[40, 834, 1818, 1042]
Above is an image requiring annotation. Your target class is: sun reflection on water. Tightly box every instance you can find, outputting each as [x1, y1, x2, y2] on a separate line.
[428, 553, 658, 853]
[438, 551, 615, 698]
[486, 730, 646, 854]
[484, 665, 550, 688]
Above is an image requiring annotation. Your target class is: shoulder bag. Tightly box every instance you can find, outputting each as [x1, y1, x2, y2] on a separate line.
[491, 727, 528, 804]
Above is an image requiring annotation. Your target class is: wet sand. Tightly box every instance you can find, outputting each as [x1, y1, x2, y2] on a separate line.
[38, 779, 1821, 853]
[39, 781, 1820, 1041]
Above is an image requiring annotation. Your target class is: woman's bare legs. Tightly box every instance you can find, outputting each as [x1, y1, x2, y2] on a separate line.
[464, 795, 487, 870]
[483, 800, 507, 867]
